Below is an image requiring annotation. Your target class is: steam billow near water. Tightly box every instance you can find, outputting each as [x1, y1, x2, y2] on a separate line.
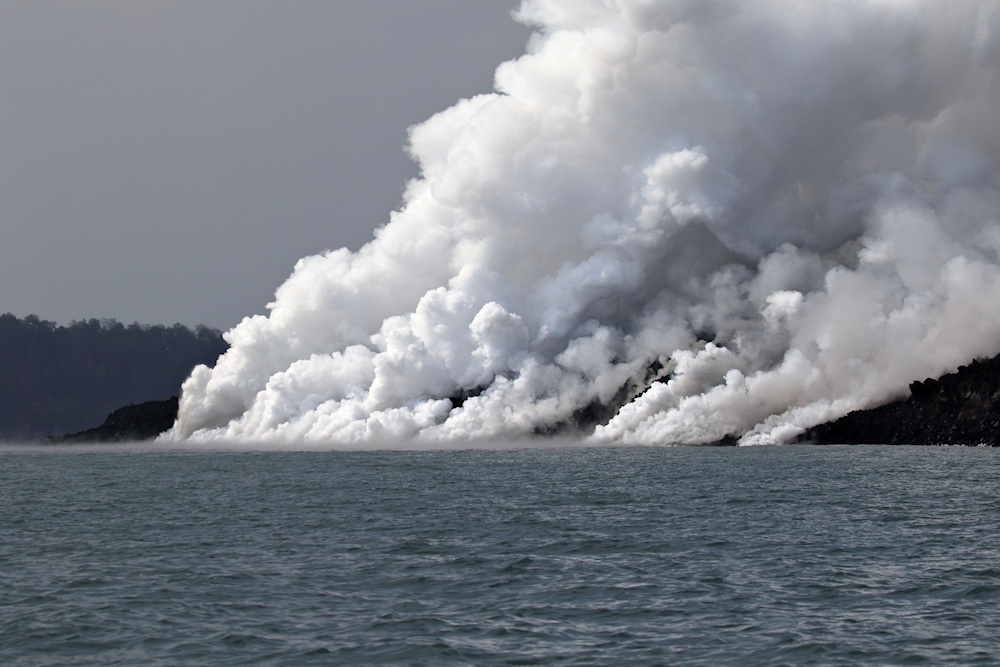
[166, 0, 1000, 446]
[3, 445, 1000, 665]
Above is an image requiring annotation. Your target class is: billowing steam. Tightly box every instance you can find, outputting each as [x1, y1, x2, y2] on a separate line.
[168, 0, 1000, 445]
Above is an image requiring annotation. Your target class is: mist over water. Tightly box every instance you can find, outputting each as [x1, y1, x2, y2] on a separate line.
[170, 0, 1000, 445]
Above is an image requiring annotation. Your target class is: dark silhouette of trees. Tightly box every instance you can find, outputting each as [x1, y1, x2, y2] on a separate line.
[0, 313, 228, 439]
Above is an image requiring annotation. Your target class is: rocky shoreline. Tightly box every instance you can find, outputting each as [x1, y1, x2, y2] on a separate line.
[48, 397, 179, 443]
[801, 356, 1000, 446]
[47, 354, 1000, 445]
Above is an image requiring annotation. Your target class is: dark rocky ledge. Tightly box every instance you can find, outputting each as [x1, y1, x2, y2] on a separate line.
[48, 397, 178, 443]
[44, 353, 1000, 445]
[801, 356, 1000, 446]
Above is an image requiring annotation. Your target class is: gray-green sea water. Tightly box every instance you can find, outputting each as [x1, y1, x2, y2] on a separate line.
[2, 444, 999, 665]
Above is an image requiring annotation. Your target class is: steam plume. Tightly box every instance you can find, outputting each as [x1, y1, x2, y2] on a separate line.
[168, 0, 1000, 445]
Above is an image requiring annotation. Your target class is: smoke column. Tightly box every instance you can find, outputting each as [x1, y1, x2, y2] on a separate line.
[168, 0, 1000, 445]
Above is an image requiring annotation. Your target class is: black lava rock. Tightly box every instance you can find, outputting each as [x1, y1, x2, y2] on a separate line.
[49, 397, 179, 443]
[803, 357, 1000, 446]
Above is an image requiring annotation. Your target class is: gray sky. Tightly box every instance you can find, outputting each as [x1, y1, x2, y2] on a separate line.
[0, 1, 530, 329]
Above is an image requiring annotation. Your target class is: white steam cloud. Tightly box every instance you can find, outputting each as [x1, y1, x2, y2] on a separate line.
[168, 0, 1000, 446]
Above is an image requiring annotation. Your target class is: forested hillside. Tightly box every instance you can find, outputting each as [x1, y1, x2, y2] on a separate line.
[0, 314, 227, 439]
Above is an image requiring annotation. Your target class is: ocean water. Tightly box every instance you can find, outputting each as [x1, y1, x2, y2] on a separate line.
[2, 444, 1000, 665]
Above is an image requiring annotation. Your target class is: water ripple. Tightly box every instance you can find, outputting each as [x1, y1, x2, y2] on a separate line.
[1, 445, 1000, 664]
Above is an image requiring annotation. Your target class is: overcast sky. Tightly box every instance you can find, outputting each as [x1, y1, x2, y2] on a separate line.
[0, 1, 530, 329]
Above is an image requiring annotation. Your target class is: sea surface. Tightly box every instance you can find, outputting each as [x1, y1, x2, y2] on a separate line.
[2, 443, 1000, 665]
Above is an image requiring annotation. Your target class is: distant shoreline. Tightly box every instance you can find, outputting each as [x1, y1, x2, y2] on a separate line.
[44, 354, 1000, 447]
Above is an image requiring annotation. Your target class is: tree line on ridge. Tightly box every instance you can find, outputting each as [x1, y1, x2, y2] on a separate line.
[0, 313, 228, 440]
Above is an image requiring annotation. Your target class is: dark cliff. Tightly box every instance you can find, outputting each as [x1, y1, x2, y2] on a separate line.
[803, 356, 1000, 446]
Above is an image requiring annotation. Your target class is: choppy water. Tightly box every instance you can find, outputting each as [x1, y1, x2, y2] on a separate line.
[2, 444, 1000, 665]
